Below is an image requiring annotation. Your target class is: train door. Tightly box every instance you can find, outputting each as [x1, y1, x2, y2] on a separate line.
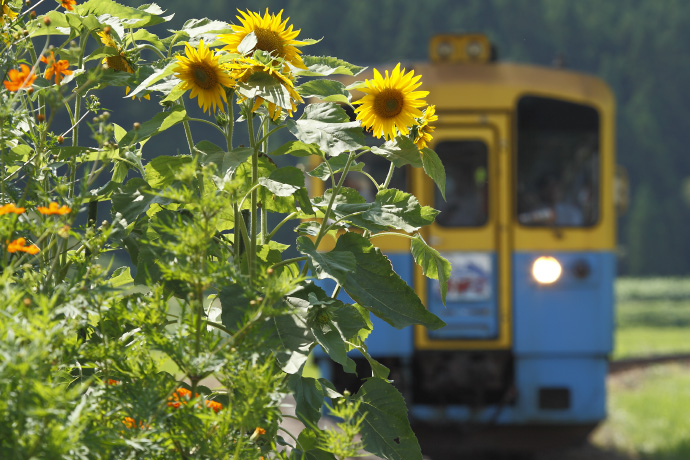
[413, 122, 511, 351]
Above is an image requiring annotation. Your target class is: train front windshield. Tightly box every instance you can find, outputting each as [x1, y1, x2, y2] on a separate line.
[516, 96, 600, 227]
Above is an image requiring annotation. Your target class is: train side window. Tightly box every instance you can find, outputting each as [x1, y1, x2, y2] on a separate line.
[434, 140, 489, 227]
[516, 96, 600, 227]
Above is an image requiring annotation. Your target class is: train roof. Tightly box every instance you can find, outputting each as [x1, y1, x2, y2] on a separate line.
[412, 61, 615, 112]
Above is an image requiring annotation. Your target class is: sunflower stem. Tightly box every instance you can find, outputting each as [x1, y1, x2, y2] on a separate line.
[261, 118, 269, 245]
[301, 150, 356, 277]
[247, 108, 259, 283]
[381, 162, 395, 190]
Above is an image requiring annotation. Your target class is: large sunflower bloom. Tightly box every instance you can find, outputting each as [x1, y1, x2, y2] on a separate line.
[354, 63, 429, 141]
[97, 30, 133, 73]
[40, 51, 73, 85]
[1, 0, 17, 23]
[174, 39, 235, 114]
[229, 56, 303, 120]
[219, 9, 307, 70]
[3, 64, 36, 92]
[414, 105, 438, 149]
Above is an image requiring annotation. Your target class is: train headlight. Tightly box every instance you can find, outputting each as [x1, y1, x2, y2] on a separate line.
[532, 256, 562, 284]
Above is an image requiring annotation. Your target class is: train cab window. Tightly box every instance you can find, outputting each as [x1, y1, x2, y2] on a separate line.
[516, 96, 600, 227]
[434, 140, 489, 227]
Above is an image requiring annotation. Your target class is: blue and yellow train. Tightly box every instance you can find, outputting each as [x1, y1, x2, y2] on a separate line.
[316, 33, 622, 449]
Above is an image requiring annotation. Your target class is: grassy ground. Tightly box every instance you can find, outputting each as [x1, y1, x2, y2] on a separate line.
[591, 277, 690, 459]
[593, 363, 690, 459]
[614, 277, 690, 359]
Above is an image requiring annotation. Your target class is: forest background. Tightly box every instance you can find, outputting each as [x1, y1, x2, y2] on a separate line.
[56, 0, 686, 276]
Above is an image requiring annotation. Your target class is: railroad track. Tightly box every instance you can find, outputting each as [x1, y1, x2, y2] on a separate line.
[609, 353, 690, 374]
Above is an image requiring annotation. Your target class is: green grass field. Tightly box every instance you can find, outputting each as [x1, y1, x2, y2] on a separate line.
[614, 277, 690, 359]
[592, 277, 690, 459]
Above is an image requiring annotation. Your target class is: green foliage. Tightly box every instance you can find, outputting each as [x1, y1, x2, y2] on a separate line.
[0, 2, 447, 458]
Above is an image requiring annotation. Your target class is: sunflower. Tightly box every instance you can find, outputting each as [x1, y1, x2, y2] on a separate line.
[174, 39, 235, 114]
[60, 0, 76, 11]
[413, 105, 438, 149]
[97, 30, 133, 73]
[229, 56, 303, 120]
[1, 0, 17, 23]
[354, 63, 429, 141]
[40, 51, 73, 85]
[219, 9, 307, 70]
[3, 64, 36, 92]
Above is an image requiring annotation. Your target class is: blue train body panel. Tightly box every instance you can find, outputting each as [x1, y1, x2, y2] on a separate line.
[513, 251, 615, 355]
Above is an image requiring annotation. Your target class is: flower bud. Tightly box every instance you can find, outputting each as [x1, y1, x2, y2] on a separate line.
[103, 26, 111, 34]
[36, 113, 45, 122]
[43, 16, 51, 26]
[23, 297, 32, 306]
[23, 29, 29, 36]
[57, 136, 64, 144]
[30, 10, 36, 19]
[133, 122, 141, 130]
[25, 0, 31, 6]
[267, 268, 274, 276]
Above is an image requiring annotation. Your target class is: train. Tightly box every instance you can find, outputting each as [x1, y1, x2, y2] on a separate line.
[314, 33, 624, 452]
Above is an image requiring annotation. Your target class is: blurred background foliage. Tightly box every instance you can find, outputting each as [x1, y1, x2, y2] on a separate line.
[98, 0, 689, 276]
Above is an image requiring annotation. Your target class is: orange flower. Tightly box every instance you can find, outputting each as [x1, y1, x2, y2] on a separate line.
[3, 64, 36, 92]
[0, 203, 25, 215]
[40, 51, 73, 85]
[122, 416, 148, 429]
[37, 201, 71, 215]
[205, 399, 223, 413]
[107, 379, 120, 386]
[60, 0, 76, 11]
[167, 387, 194, 409]
[122, 417, 137, 429]
[7, 237, 39, 254]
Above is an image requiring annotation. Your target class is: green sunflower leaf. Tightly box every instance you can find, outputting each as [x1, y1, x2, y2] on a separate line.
[237, 31, 258, 55]
[258, 166, 306, 197]
[77, 0, 166, 29]
[126, 59, 176, 98]
[269, 140, 324, 157]
[297, 79, 351, 104]
[287, 103, 366, 157]
[421, 147, 447, 200]
[119, 106, 187, 146]
[355, 378, 423, 460]
[309, 232, 445, 330]
[371, 136, 423, 168]
[236, 71, 294, 111]
[145, 155, 192, 189]
[297, 55, 366, 77]
[315, 188, 438, 233]
[307, 153, 364, 181]
[196, 142, 253, 190]
[130, 29, 165, 53]
[411, 234, 451, 305]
